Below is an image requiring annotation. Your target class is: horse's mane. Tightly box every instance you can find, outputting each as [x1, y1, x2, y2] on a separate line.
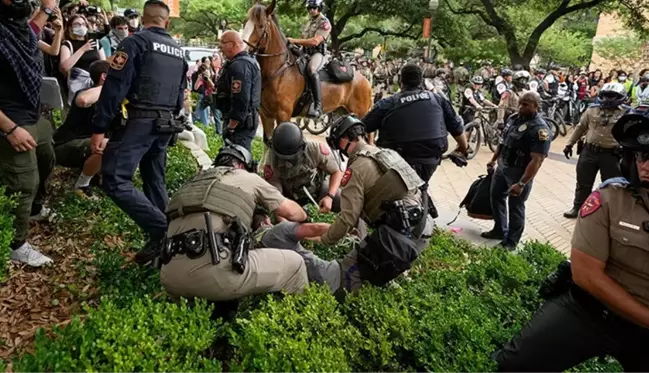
[247, 3, 288, 48]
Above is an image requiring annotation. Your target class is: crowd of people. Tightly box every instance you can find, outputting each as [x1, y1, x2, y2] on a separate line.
[1, 0, 648, 371]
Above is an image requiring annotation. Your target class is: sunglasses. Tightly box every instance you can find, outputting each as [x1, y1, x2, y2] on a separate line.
[307, 6, 318, 9]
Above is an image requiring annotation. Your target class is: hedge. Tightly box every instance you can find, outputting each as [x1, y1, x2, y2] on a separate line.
[9, 130, 623, 372]
[0, 186, 16, 282]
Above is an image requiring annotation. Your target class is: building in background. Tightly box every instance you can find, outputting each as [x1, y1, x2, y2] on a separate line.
[589, 12, 649, 76]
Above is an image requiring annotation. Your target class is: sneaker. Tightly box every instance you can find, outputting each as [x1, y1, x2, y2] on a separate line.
[481, 229, 505, 240]
[11, 242, 54, 267]
[29, 206, 53, 222]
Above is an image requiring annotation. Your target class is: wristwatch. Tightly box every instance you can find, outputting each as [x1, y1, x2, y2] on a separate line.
[326, 193, 335, 200]
[41, 6, 54, 16]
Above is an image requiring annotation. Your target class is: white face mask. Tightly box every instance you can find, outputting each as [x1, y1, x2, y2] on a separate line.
[619, 75, 627, 82]
[115, 29, 128, 39]
[72, 26, 88, 37]
[128, 18, 139, 28]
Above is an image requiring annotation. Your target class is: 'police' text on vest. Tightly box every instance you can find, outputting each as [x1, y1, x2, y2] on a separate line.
[400, 92, 431, 104]
[153, 42, 182, 58]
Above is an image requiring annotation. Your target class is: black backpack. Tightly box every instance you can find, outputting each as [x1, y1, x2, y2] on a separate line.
[459, 171, 493, 220]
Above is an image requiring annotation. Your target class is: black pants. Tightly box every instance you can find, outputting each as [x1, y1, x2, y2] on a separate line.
[573, 146, 621, 209]
[405, 157, 440, 218]
[494, 286, 649, 372]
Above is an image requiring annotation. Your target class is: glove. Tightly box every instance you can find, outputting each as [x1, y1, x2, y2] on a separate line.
[563, 145, 573, 159]
[448, 151, 468, 168]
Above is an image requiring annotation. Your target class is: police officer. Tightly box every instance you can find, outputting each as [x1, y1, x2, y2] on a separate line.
[90, 0, 188, 265]
[493, 68, 513, 104]
[287, 0, 331, 118]
[160, 143, 310, 301]
[461, 75, 497, 125]
[215, 31, 261, 152]
[544, 65, 560, 97]
[493, 107, 649, 372]
[264, 122, 343, 213]
[495, 70, 530, 129]
[432, 68, 451, 100]
[528, 68, 546, 95]
[481, 91, 551, 251]
[317, 115, 434, 293]
[563, 83, 628, 218]
[453, 61, 469, 86]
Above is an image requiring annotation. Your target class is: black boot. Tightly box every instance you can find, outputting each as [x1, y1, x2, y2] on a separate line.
[481, 229, 505, 240]
[563, 207, 579, 219]
[134, 238, 162, 266]
[307, 73, 323, 118]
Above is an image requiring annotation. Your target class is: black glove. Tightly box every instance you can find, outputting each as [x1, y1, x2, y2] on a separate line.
[563, 145, 573, 159]
[448, 151, 468, 167]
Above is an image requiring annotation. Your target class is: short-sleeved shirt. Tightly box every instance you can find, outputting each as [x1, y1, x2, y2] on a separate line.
[571, 185, 649, 307]
[301, 14, 331, 41]
[567, 105, 625, 149]
[500, 114, 551, 165]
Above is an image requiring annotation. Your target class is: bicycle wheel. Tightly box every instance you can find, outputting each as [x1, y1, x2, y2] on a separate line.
[464, 121, 482, 160]
[306, 112, 332, 135]
[486, 123, 500, 153]
[554, 111, 567, 136]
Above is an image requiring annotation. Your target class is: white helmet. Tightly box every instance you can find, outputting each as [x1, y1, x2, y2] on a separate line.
[599, 83, 627, 108]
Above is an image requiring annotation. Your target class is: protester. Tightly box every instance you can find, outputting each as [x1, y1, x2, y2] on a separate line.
[99, 15, 129, 57]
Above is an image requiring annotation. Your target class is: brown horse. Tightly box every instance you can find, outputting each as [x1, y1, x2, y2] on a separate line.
[241, 0, 373, 141]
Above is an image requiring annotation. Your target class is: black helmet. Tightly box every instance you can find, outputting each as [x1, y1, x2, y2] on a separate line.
[214, 140, 256, 172]
[612, 106, 649, 151]
[326, 115, 364, 152]
[435, 68, 447, 78]
[271, 122, 305, 159]
[306, 0, 324, 10]
[501, 68, 513, 77]
[535, 68, 547, 76]
[512, 70, 531, 89]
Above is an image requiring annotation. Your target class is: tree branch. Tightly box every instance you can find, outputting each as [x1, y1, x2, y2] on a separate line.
[442, 0, 490, 24]
[338, 23, 417, 44]
[335, 2, 363, 35]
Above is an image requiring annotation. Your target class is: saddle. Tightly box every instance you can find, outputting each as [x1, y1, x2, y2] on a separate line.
[291, 50, 355, 117]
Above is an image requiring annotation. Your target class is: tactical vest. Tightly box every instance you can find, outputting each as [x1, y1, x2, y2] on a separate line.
[461, 88, 484, 110]
[378, 90, 446, 146]
[166, 167, 256, 228]
[269, 146, 324, 199]
[128, 30, 185, 110]
[504, 89, 520, 120]
[500, 115, 547, 169]
[356, 147, 424, 223]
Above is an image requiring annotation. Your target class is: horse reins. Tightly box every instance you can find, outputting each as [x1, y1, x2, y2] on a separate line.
[244, 19, 298, 88]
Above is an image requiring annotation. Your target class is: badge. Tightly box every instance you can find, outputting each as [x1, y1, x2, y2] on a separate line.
[319, 143, 330, 155]
[232, 80, 242, 94]
[341, 169, 352, 187]
[538, 128, 549, 141]
[518, 124, 527, 132]
[110, 51, 128, 71]
[579, 191, 602, 218]
[263, 165, 273, 180]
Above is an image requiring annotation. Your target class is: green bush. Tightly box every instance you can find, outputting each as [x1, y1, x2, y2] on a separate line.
[14, 297, 222, 372]
[0, 186, 16, 282]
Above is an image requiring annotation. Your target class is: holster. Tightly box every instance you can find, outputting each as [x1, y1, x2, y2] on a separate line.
[378, 200, 424, 236]
[538, 260, 573, 300]
[576, 138, 585, 155]
[228, 218, 252, 274]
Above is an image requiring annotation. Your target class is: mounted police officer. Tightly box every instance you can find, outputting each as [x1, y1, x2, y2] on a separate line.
[264, 122, 343, 213]
[493, 107, 649, 372]
[90, 0, 188, 265]
[160, 142, 310, 302]
[563, 83, 628, 218]
[287, 0, 331, 118]
[495, 70, 530, 129]
[481, 91, 551, 251]
[318, 115, 434, 294]
[362, 64, 468, 218]
[215, 31, 261, 152]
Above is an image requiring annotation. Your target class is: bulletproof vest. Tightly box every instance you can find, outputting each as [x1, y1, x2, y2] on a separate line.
[269, 145, 324, 197]
[548, 76, 559, 95]
[356, 147, 424, 223]
[500, 115, 547, 168]
[128, 30, 185, 110]
[166, 167, 256, 228]
[378, 90, 446, 145]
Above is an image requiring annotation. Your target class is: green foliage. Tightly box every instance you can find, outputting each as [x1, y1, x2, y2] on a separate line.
[0, 186, 16, 282]
[167, 143, 199, 195]
[14, 297, 222, 372]
[593, 34, 645, 69]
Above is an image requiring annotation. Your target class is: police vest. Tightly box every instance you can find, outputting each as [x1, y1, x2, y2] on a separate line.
[461, 88, 484, 110]
[378, 90, 446, 145]
[269, 144, 325, 198]
[129, 30, 185, 110]
[221, 54, 261, 117]
[166, 167, 256, 228]
[355, 147, 424, 223]
[500, 114, 547, 168]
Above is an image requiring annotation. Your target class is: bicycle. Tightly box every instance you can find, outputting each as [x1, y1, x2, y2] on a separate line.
[462, 107, 499, 160]
[542, 97, 567, 136]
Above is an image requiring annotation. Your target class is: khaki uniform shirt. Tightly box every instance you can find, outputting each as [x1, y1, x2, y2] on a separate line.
[301, 13, 331, 40]
[497, 89, 520, 122]
[264, 141, 340, 196]
[321, 140, 419, 245]
[167, 169, 286, 236]
[568, 106, 625, 148]
[572, 184, 649, 307]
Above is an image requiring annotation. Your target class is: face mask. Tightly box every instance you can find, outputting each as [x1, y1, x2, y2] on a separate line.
[619, 75, 627, 82]
[115, 29, 128, 39]
[72, 26, 88, 37]
[0, 0, 33, 20]
[128, 18, 139, 28]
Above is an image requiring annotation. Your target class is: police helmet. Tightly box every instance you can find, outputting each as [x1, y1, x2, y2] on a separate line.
[501, 68, 513, 77]
[512, 70, 530, 88]
[271, 122, 305, 158]
[326, 115, 364, 151]
[513, 64, 524, 72]
[214, 141, 256, 172]
[470, 76, 484, 85]
[612, 106, 649, 187]
[598, 82, 627, 109]
[306, 0, 324, 10]
[535, 68, 547, 76]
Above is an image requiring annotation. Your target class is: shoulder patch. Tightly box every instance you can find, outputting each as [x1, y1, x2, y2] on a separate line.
[580, 191, 602, 218]
[321, 18, 331, 31]
[263, 164, 273, 180]
[231, 80, 242, 94]
[110, 51, 128, 71]
[538, 128, 549, 141]
[501, 91, 510, 99]
[341, 169, 352, 187]
[319, 143, 330, 155]
[599, 177, 629, 189]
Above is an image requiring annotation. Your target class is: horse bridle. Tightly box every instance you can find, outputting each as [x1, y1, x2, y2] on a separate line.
[244, 23, 284, 58]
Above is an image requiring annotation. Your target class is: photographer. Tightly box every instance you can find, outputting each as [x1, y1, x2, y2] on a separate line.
[192, 59, 214, 125]
[0, 0, 57, 267]
[493, 109, 649, 372]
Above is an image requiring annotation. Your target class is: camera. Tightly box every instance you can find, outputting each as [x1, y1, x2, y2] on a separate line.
[79, 5, 100, 15]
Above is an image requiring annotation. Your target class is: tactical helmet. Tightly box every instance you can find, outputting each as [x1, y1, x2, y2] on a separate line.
[214, 140, 256, 172]
[470, 76, 484, 85]
[326, 115, 364, 151]
[512, 70, 530, 89]
[513, 64, 524, 72]
[271, 122, 305, 159]
[599, 82, 627, 109]
[612, 106, 649, 187]
[535, 68, 547, 76]
[306, 0, 324, 10]
[501, 68, 513, 77]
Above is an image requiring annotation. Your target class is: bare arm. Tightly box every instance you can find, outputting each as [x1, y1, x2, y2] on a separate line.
[328, 170, 343, 196]
[59, 43, 85, 74]
[571, 248, 649, 328]
[483, 98, 497, 108]
[288, 35, 324, 48]
[519, 153, 545, 185]
[75, 86, 102, 108]
[273, 199, 307, 223]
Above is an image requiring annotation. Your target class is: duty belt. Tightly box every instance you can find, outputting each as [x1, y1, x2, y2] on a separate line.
[585, 143, 618, 154]
[164, 229, 228, 261]
[128, 109, 174, 119]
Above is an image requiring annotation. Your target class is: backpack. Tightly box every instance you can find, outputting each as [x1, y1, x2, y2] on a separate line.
[459, 171, 493, 220]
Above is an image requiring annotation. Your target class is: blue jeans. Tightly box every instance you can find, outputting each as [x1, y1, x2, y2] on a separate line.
[213, 108, 223, 135]
[489, 164, 533, 247]
[193, 94, 210, 125]
[102, 118, 171, 241]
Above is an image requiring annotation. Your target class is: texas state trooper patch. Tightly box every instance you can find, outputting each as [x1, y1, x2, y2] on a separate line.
[319, 143, 330, 155]
[341, 169, 352, 187]
[232, 80, 242, 93]
[538, 128, 549, 141]
[580, 191, 602, 218]
[110, 51, 128, 70]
